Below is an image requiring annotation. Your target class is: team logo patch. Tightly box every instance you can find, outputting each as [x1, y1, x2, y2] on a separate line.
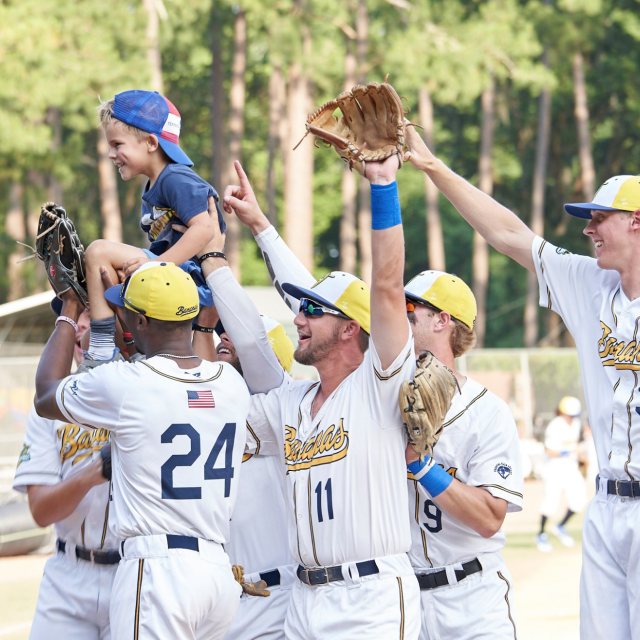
[69, 380, 79, 396]
[285, 420, 349, 472]
[17, 444, 31, 467]
[555, 247, 571, 255]
[494, 463, 512, 479]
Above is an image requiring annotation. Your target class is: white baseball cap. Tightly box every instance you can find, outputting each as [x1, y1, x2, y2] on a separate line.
[564, 175, 640, 219]
[558, 396, 582, 417]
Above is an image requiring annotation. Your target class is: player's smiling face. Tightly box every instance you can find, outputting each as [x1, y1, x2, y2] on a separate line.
[583, 209, 636, 270]
[293, 311, 341, 366]
[216, 333, 242, 373]
[105, 121, 151, 181]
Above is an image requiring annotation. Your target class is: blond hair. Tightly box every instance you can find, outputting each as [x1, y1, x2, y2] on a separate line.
[97, 98, 149, 140]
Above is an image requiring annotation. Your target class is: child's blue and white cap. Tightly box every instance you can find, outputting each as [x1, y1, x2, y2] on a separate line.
[113, 90, 193, 167]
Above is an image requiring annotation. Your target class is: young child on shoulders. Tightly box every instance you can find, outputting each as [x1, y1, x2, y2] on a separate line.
[83, 89, 225, 367]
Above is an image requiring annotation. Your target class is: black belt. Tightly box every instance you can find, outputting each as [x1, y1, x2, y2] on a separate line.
[297, 560, 379, 586]
[57, 539, 120, 565]
[416, 558, 482, 591]
[597, 475, 640, 498]
[259, 569, 281, 588]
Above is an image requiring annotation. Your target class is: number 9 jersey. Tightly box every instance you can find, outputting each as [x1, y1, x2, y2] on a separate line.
[55, 356, 249, 543]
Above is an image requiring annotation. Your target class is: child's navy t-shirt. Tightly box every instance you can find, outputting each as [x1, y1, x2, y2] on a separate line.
[140, 163, 225, 257]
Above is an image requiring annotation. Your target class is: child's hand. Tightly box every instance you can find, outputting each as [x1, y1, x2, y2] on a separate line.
[122, 256, 152, 277]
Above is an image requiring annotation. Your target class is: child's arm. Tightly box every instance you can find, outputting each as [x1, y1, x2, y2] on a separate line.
[123, 212, 216, 276]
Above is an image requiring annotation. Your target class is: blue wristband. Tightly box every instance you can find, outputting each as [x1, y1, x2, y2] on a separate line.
[408, 458, 453, 498]
[370, 182, 401, 230]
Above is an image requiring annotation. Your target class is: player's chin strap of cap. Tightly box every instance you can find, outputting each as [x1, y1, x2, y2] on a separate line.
[597, 474, 640, 498]
[415, 558, 483, 591]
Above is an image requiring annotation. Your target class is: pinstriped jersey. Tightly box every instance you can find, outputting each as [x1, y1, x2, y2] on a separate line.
[248, 332, 416, 568]
[532, 236, 640, 481]
[13, 406, 117, 550]
[408, 378, 523, 569]
[55, 356, 249, 543]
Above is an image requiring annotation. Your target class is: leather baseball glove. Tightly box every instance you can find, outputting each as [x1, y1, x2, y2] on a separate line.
[295, 79, 407, 176]
[399, 352, 459, 461]
[36, 202, 88, 308]
[232, 565, 271, 597]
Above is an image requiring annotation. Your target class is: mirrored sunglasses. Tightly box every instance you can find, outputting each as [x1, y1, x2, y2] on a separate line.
[300, 298, 348, 319]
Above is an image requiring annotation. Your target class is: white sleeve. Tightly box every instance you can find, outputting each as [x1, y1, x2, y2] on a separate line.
[13, 407, 62, 492]
[55, 364, 129, 432]
[466, 401, 524, 512]
[206, 266, 283, 394]
[531, 236, 608, 334]
[254, 225, 317, 314]
[246, 376, 293, 457]
[356, 324, 416, 429]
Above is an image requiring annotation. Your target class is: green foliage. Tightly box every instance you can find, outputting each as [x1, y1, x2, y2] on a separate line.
[1, 0, 640, 349]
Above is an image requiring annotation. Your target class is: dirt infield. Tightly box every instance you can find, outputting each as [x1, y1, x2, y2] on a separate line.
[0, 479, 587, 639]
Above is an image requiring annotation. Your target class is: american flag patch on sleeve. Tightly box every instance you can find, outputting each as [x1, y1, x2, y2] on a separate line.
[187, 390, 215, 408]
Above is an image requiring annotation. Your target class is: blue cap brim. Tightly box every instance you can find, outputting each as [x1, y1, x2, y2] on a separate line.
[564, 202, 620, 219]
[50, 297, 63, 316]
[281, 282, 344, 315]
[158, 138, 193, 167]
[104, 284, 127, 308]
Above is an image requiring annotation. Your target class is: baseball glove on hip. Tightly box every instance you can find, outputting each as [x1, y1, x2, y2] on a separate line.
[295, 79, 407, 176]
[36, 202, 88, 308]
[399, 352, 458, 461]
[232, 565, 271, 597]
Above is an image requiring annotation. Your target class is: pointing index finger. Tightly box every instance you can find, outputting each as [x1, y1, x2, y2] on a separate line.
[234, 161, 250, 187]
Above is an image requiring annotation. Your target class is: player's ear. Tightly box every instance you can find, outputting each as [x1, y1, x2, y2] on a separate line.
[629, 209, 640, 231]
[147, 134, 159, 152]
[341, 320, 360, 340]
[434, 311, 452, 333]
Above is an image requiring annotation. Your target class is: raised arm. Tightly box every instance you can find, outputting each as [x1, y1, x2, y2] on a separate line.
[222, 161, 315, 313]
[366, 157, 410, 369]
[405, 126, 535, 272]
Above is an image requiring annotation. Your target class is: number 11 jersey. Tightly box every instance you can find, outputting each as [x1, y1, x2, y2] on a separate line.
[55, 356, 249, 543]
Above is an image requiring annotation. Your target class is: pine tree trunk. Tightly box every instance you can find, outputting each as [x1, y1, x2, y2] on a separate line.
[97, 130, 123, 242]
[340, 45, 357, 274]
[356, 0, 371, 284]
[524, 49, 551, 347]
[211, 8, 227, 194]
[284, 22, 314, 271]
[143, 0, 163, 93]
[26, 170, 47, 293]
[6, 183, 26, 301]
[473, 78, 496, 348]
[267, 65, 285, 229]
[46, 108, 63, 204]
[572, 51, 595, 201]
[418, 87, 445, 272]
[226, 8, 247, 280]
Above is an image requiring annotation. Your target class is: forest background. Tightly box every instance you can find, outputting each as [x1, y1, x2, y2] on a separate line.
[1, 0, 638, 348]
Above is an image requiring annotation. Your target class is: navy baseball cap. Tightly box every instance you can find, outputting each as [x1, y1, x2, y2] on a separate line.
[112, 90, 193, 167]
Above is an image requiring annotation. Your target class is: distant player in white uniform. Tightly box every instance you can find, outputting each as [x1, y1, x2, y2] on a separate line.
[33, 261, 248, 640]
[13, 307, 120, 640]
[402, 124, 640, 639]
[403, 271, 523, 640]
[221, 160, 421, 639]
[537, 396, 587, 552]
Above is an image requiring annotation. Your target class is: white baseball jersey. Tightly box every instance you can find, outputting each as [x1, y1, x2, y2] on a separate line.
[408, 377, 523, 569]
[55, 356, 249, 542]
[248, 331, 415, 568]
[545, 415, 581, 457]
[532, 236, 640, 480]
[13, 406, 117, 550]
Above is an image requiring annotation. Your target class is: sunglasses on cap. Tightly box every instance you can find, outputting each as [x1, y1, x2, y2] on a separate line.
[120, 275, 147, 315]
[406, 297, 442, 314]
[300, 298, 349, 319]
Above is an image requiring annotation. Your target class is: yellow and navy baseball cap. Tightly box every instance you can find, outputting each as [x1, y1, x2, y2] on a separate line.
[282, 272, 371, 334]
[104, 262, 199, 321]
[214, 315, 294, 373]
[405, 270, 477, 330]
[564, 175, 640, 219]
[558, 396, 582, 417]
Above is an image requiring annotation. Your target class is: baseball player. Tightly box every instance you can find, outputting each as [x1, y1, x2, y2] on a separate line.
[33, 261, 249, 640]
[537, 396, 587, 552]
[13, 306, 119, 640]
[221, 159, 421, 639]
[403, 124, 640, 639]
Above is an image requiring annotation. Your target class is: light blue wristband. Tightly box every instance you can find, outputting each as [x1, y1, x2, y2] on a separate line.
[408, 458, 453, 498]
[370, 182, 401, 230]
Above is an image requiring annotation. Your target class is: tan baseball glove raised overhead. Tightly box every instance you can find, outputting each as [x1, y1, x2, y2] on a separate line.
[399, 352, 459, 461]
[295, 79, 407, 176]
